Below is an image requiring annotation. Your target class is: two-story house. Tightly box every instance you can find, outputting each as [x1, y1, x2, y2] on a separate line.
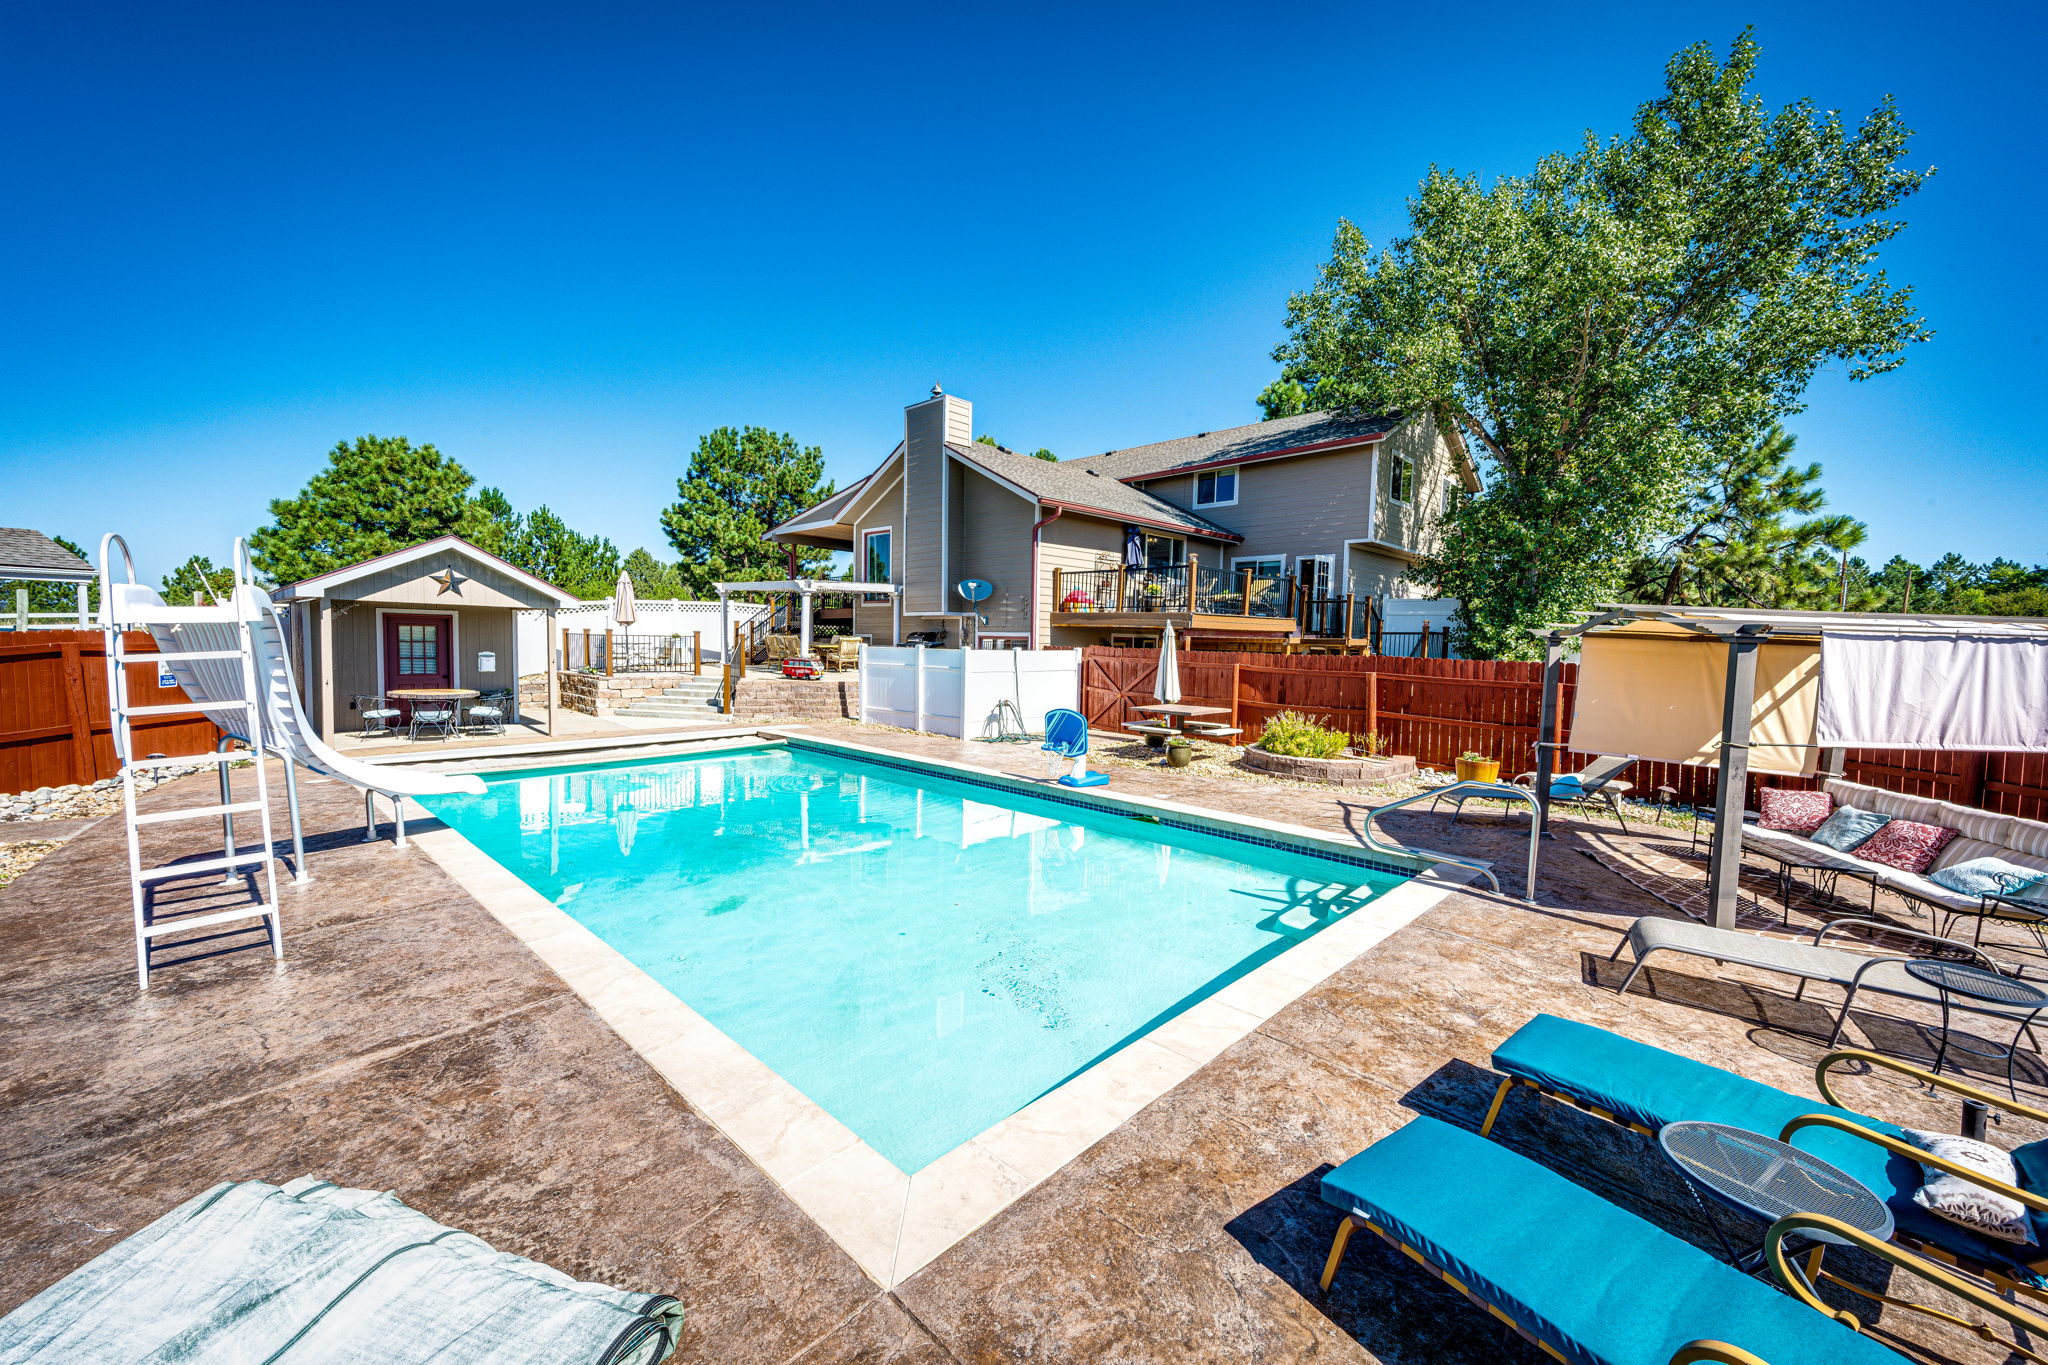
[766, 386, 1475, 651]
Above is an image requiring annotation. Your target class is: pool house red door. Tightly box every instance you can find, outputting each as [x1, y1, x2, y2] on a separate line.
[382, 613, 452, 717]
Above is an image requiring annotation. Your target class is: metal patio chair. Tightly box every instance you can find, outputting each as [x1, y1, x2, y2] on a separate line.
[407, 704, 458, 742]
[351, 694, 402, 738]
[462, 689, 512, 735]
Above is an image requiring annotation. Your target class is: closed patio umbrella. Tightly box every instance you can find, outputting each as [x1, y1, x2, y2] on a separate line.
[612, 570, 638, 628]
[1154, 620, 1183, 705]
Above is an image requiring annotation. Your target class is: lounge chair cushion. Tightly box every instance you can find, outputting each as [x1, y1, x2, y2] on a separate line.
[1491, 1014, 2048, 1280]
[1319, 1116, 1900, 1365]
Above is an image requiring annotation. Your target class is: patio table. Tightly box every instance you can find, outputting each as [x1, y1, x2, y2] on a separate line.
[1658, 1120, 1892, 1276]
[1131, 703, 1232, 749]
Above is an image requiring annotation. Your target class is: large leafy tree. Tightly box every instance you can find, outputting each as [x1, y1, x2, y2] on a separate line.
[161, 554, 239, 605]
[251, 435, 484, 584]
[661, 426, 834, 595]
[1624, 426, 1869, 608]
[1268, 32, 1930, 657]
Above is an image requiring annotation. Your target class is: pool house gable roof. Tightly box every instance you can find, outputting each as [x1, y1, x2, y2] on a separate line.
[0, 527, 96, 583]
[272, 535, 580, 608]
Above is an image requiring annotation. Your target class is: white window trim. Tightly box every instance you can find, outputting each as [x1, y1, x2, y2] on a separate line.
[1193, 466, 1240, 509]
[1389, 455, 1415, 507]
[1230, 554, 1286, 578]
[1295, 554, 1336, 598]
[373, 607, 461, 698]
[860, 526, 894, 602]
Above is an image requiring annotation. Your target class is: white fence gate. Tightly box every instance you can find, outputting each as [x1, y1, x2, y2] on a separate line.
[859, 647, 1080, 738]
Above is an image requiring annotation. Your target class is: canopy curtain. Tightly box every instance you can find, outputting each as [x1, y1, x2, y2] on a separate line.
[1568, 629, 1821, 776]
[1816, 631, 2048, 752]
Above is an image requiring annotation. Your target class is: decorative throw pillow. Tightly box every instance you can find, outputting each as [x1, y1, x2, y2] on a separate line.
[1902, 1128, 2036, 1244]
[1758, 787, 1832, 835]
[1932, 857, 2048, 899]
[1856, 819, 1960, 874]
[1809, 805, 1893, 853]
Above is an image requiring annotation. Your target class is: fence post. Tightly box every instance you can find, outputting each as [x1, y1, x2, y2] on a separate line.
[13, 588, 25, 632]
[604, 628, 614, 677]
[693, 631, 702, 677]
[1187, 555, 1198, 612]
[1114, 567, 1126, 612]
[1366, 671, 1378, 744]
[1240, 571, 1252, 615]
[561, 627, 569, 670]
[1053, 567, 1065, 612]
[913, 643, 928, 733]
[57, 642, 96, 779]
[1418, 622, 1432, 658]
[1230, 661, 1243, 731]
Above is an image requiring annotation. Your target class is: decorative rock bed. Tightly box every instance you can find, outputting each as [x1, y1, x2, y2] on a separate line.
[1238, 747, 1418, 788]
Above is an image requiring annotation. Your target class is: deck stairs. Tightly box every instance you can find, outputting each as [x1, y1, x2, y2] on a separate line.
[616, 677, 727, 721]
[100, 583, 284, 990]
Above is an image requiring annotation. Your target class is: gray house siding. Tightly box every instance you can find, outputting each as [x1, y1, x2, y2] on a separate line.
[847, 465, 904, 642]
[1372, 410, 1459, 552]
[1037, 513, 1125, 647]
[1135, 445, 1373, 580]
[948, 466, 1034, 637]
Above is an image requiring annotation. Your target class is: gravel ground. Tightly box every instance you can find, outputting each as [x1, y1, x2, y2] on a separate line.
[0, 841, 63, 889]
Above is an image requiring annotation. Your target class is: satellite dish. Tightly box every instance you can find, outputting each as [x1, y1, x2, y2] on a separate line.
[956, 578, 993, 603]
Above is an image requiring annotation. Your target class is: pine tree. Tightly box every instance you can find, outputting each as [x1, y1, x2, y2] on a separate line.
[161, 555, 238, 605]
[660, 427, 835, 596]
[251, 436, 484, 584]
[507, 507, 619, 599]
[622, 547, 684, 599]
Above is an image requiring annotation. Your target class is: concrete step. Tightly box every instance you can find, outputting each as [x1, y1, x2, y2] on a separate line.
[660, 685, 721, 699]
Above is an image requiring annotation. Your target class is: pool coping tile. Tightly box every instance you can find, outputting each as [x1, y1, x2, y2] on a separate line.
[405, 730, 1473, 1287]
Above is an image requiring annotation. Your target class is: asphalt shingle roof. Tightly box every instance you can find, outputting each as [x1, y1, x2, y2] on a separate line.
[945, 443, 1243, 541]
[1064, 409, 1399, 481]
[0, 527, 96, 580]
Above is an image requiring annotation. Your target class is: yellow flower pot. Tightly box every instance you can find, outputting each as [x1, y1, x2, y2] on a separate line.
[1455, 757, 1500, 784]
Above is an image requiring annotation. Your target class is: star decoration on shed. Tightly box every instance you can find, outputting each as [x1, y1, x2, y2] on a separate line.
[429, 568, 464, 595]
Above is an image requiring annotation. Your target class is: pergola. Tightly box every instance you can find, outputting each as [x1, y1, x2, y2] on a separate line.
[1532, 605, 2048, 928]
[1, 527, 95, 629]
[714, 579, 899, 659]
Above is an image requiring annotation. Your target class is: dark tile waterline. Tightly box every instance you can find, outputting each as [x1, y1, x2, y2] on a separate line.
[0, 731, 2033, 1363]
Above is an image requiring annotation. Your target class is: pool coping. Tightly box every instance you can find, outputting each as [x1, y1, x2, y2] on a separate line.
[406, 728, 1478, 1288]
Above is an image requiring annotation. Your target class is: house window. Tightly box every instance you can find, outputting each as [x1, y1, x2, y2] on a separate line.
[1233, 556, 1284, 581]
[861, 529, 892, 602]
[1389, 456, 1415, 505]
[1141, 534, 1185, 569]
[1442, 479, 1460, 514]
[1194, 468, 1238, 507]
[1297, 555, 1334, 599]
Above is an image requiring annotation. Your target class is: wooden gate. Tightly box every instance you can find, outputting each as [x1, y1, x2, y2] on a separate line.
[0, 631, 220, 793]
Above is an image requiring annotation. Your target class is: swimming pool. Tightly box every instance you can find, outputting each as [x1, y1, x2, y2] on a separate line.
[422, 742, 1413, 1174]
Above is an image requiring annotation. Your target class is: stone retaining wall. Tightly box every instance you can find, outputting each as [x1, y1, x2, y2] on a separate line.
[1239, 747, 1417, 788]
[728, 675, 858, 722]
[553, 671, 701, 717]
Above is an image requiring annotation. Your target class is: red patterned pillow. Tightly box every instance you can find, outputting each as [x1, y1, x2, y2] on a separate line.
[1759, 788, 1832, 835]
[1858, 820, 1959, 874]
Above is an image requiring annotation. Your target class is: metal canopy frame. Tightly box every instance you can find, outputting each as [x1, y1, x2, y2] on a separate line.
[1531, 604, 2048, 929]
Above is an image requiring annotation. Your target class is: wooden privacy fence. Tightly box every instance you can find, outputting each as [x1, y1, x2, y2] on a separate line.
[1078, 646, 2048, 820]
[0, 630, 220, 793]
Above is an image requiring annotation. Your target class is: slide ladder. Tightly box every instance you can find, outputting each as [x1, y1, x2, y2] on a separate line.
[100, 535, 284, 989]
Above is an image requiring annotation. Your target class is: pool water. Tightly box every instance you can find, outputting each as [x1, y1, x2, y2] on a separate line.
[423, 744, 1409, 1173]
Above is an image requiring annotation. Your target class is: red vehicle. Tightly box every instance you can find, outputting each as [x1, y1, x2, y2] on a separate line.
[781, 657, 822, 680]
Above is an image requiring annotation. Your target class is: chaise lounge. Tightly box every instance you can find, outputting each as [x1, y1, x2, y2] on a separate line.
[1317, 1114, 2022, 1364]
[1481, 1012, 2048, 1306]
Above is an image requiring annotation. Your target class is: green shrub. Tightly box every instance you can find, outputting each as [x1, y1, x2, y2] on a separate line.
[1256, 711, 1350, 759]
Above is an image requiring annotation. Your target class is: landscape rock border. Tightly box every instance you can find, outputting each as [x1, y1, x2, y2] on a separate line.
[1239, 747, 1418, 788]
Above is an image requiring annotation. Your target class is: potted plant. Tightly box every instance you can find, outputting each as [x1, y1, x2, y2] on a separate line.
[1165, 736, 1195, 768]
[1455, 750, 1500, 784]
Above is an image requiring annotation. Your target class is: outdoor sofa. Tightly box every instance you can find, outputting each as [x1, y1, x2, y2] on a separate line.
[1316, 1112, 1996, 1365]
[1743, 778, 2048, 925]
[1481, 1012, 2048, 1313]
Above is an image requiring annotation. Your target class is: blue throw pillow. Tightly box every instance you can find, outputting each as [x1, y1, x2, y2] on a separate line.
[1931, 857, 2048, 899]
[1809, 805, 1893, 853]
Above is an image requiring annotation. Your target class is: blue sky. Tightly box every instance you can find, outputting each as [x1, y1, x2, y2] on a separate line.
[3, 1, 2040, 585]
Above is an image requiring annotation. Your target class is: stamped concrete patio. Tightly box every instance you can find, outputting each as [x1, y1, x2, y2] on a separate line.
[1, 725, 2037, 1363]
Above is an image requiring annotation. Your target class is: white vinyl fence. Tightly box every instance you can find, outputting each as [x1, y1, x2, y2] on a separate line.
[859, 647, 1080, 738]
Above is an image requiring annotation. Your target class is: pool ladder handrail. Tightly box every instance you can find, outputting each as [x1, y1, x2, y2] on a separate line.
[1358, 781, 1541, 904]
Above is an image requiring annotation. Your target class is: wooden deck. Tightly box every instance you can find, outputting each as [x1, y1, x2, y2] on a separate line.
[1050, 610, 1298, 635]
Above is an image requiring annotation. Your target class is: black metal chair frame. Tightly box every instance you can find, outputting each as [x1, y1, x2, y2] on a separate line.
[352, 694, 402, 738]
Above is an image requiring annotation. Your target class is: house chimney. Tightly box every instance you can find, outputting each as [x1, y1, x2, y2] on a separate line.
[902, 385, 972, 615]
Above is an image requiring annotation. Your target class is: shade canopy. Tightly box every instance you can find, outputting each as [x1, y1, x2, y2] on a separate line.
[1816, 631, 2048, 751]
[1569, 623, 1820, 776]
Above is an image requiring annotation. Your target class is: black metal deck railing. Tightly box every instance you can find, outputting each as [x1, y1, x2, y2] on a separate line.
[1052, 563, 1295, 619]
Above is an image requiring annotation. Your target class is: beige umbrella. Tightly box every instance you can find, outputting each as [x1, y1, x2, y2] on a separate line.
[1154, 620, 1183, 704]
[612, 569, 638, 628]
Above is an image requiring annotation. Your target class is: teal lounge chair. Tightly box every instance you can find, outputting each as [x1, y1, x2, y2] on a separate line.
[1484, 1013, 2048, 1313]
[1318, 1116, 1999, 1365]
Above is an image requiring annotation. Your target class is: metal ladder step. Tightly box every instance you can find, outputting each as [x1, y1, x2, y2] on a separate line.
[133, 801, 265, 826]
[135, 850, 272, 882]
[124, 699, 252, 717]
[125, 751, 243, 772]
[140, 905, 278, 937]
[123, 648, 245, 663]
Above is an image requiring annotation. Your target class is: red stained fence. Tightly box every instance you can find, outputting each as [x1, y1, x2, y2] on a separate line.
[1078, 646, 2048, 820]
[0, 631, 221, 794]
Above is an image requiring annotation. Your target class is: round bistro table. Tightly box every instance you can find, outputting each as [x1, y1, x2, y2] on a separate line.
[1658, 1120, 1893, 1277]
[1904, 959, 2048, 1097]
